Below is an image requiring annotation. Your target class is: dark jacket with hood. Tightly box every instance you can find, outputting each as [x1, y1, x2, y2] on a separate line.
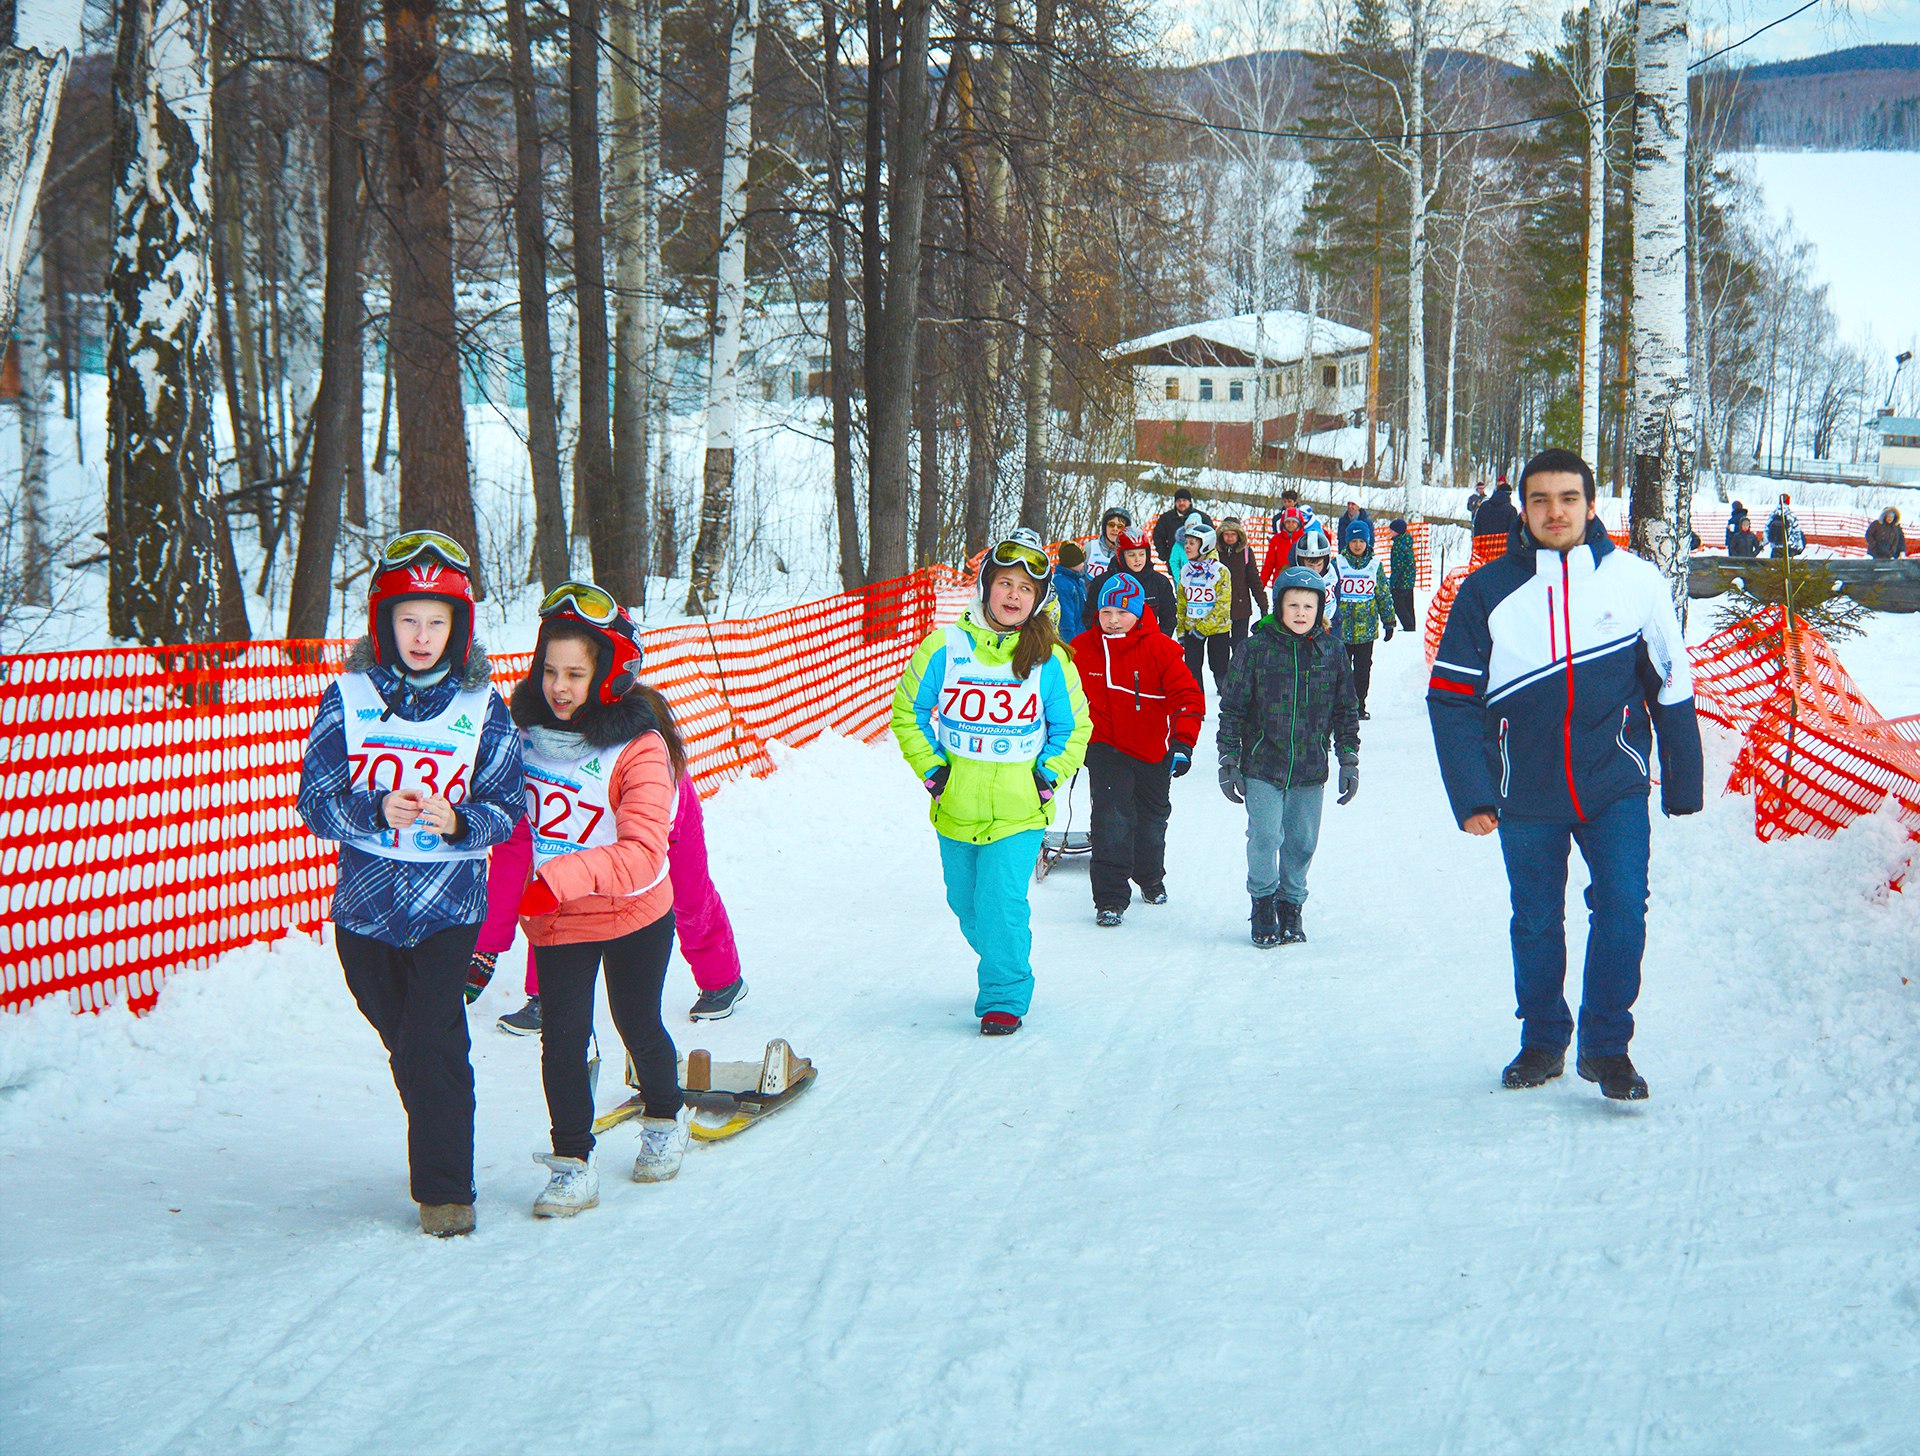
[1217, 599, 1360, 791]
[1472, 485, 1518, 543]
[1099, 559, 1177, 639]
[1426, 517, 1704, 827]
[1152, 502, 1199, 565]
[1866, 511, 1907, 560]
[298, 637, 525, 946]
[1217, 533, 1269, 623]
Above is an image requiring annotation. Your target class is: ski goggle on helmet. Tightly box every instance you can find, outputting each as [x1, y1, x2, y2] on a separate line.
[368, 530, 476, 672]
[537, 581, 645, 705]
[980, 528, 1055, 614]
[538, 580, 621, 626]
[381, 529, 471, 573]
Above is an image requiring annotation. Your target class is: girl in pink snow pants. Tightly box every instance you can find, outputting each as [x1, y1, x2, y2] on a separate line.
[471, 772, 748, 1028]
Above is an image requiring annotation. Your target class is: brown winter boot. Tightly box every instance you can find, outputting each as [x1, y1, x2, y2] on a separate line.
[418, 1202, 477, 1238]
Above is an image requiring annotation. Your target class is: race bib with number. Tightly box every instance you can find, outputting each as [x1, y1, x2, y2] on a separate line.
[337, 673, 493, 861]
[520, 734, 670, 896]
[934, 624, 1047, 762]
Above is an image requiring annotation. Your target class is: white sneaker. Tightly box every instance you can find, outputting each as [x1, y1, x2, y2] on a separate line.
[532, 1153, 599, 1217]
[632, 1111, 690, 1183]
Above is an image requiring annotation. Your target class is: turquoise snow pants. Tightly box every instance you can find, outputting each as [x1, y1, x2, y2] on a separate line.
[936, 829, 1045, 1018]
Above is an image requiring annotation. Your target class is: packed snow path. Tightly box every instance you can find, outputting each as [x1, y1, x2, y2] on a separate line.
[5, 638, 1920, 1453]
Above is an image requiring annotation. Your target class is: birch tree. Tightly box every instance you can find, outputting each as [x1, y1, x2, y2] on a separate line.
[1627, 0, 1693, 615]
[1577, 2, 1611, 468]
[608, 0, 656, 604]
[1017, 0, 1058, 531]
[821, 0, 865, 587]
[14, 218, 50, 608]
[107, 0, 230, 644]
[0, 0, 83, 339]
[686, 0, 755, 613]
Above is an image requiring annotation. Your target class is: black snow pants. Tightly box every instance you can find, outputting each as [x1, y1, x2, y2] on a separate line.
[1392, 587, 1416, 633]
[534, 914, 682, 1160]
[338, 923, 480, 1206]
[1346, 641, 1375, 713]
[1183, 632, 1233, 701]
[1087, 741, 1173, 911]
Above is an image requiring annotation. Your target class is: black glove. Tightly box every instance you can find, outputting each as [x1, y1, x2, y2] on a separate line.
[1337, 761, 1359, 805]
[1170, 747, 1192, 778]
[1219, 763, 1245, 804]
[923, 764, 950, 799]
[1383, 622, 1395, 641]
[1033, 769, 1056, 805]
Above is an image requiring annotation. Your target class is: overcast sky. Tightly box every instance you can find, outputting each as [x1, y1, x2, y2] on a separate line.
[1155, 0, 1920, 66]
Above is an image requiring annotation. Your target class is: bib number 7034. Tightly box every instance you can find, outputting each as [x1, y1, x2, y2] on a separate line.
[348, 750, 470, 804]
[941, 684, 1039, 726]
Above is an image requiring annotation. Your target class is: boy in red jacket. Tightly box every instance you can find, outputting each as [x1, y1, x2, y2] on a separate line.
[1070, 573, 1206, 926]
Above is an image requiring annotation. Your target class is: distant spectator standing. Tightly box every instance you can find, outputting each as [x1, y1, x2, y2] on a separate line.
[1054, 542, 1092, 639]
[1727, 512, 1763, 559]
[1766, 494, 1806, 559]
[1466, 481, 1488, 525]
[1724, 501, 1751, 553]
[1386, 519, 1417, 633]
[1866, 507, 1907, 560]
[1215, 517, 1270, 659]
[1261, 506, 1306, 589]
[1472, 475, 1518, 547]
[1152, 488, 1201, 569]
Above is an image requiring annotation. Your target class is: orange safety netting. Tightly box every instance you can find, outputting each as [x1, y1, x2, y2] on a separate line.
[0, 567, 974, 1014]
[1692, 506, 1910, 559]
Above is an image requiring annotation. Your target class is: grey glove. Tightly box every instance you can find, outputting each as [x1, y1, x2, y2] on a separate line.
[1219, 762, 1246, 804]
[1337, 761, 1359, 806]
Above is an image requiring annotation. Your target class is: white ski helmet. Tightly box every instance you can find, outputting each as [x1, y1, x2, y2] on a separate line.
[1296, 523, 1333, 568]
[979, 527, 1055, 617]
[1183, 521, 1218, 558]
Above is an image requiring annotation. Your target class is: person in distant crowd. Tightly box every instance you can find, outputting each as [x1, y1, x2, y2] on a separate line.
[1333, 518, 1393, 720]
[1218, 566, 1361, 949]
[1766, 493, 1806, 559]
[503, 585, 694, 1218]
[1054, 541, 1093, 640]
[296, 530, 526, 1239]
[1107, 527, 1178, 639]
[1387, 519, 1418, 633]
[1175, 521, 1236, 703]
[1466, 481, 1488, 525]
[892, 529, 1091, 1036]
[1866, 507, 1908, 560]
[1153, 488, 1202, 571]
[1261, 506, 1307, 589]
[1071, 573, 1205, 927]
[1338, 500, 1370, 542]
[1427, 448, 1704, 1104]
[1215, 517, 1270, 660]
[1724, 501, 1751, 554]
[1471, 474, 1518, 547]
[1727, 510, 1764, 559]
[1088, 507, 1133, 574]
[1270, 488, 1314, 536]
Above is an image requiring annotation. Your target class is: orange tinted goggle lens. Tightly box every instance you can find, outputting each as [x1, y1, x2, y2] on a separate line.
[539, 582, 620, 625]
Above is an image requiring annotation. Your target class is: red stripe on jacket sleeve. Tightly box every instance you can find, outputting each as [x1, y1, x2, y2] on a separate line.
[1428, 675, 1476, 696]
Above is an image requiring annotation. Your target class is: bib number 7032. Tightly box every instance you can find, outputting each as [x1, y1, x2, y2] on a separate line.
[941, 683, 1039, 726]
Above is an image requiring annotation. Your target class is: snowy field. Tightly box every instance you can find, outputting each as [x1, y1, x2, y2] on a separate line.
[5, 612, 1920, 1453]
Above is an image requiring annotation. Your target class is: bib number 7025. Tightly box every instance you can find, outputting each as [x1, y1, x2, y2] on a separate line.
[941, 684, 1039, 726]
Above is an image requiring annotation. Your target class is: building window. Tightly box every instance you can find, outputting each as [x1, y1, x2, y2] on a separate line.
[1323, 364, 1338, 389]
[1165, 377, 1181, 400]
[1199, 377, 1215, 402]
[1888, 433, 1920, 449]
[1229, 379, 1245, 402]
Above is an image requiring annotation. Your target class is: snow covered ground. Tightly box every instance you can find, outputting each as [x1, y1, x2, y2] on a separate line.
[5, 622, 1920, 1453]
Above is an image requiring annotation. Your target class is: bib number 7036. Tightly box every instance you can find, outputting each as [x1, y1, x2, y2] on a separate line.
[348, 750, 470, 804]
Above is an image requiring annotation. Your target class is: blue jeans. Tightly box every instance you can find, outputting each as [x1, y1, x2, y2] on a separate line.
[937, 829, 1045, 1018]
[1243, 777, 1325, 904]
[1497, 794, 1651, 1057]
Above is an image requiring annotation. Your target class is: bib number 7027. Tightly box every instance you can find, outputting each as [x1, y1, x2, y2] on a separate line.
[527, 784, 606, 845]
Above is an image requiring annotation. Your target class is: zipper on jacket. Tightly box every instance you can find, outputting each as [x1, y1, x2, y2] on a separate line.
[1499, 717, 1512, 799]
[1617, 704, 1648, 776]
[1557, 557, 1586, 821]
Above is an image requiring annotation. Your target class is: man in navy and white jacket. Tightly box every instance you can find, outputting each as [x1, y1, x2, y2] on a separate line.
[1427, 448, 1703, 1102]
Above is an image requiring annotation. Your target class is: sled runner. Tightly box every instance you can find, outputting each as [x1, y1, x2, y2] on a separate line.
[1034, 772, 1090, 881]
[591, 1038, 816, 1140]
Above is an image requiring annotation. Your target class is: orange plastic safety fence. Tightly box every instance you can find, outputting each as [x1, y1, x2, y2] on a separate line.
[0, 567, 974, 1014]
[1692, 506, 1908, 559]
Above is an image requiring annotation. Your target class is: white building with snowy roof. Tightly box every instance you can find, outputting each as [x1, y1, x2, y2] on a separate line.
[1108, 310, 1371, 470]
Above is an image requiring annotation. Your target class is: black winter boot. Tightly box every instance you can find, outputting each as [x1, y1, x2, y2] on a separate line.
[1276, 902, 1306, 944]
[1502, 1047, 1566, 1088]
[1250, 894, 1281, 948]
[1577, 1052, 1649, 1101]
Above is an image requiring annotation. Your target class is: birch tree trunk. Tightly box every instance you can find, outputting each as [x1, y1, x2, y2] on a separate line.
[822, 0, 865, 588]
[0, 1, 77, 341]
[16, 216, 50, 607]
[686, 0, 755, 613]
[608, 0, 653, 604]
[863, 0, 931, 585]
[385, 0, 480, 577]
[1402, 0, 1428, 490]
[1441, 220, 1464, 482]
[505, 0, 569, 591]
[288, 0, 368, 638]
[107, 0, 228, 644]
[1017, 0, 1057, 532]
[1578, 0, 1605, 468]
[1628, 0, 1694, 618]
[960, 0, 1011, 558]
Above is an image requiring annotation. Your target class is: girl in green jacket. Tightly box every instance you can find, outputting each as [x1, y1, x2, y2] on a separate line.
[891, 529, 1092, 1034]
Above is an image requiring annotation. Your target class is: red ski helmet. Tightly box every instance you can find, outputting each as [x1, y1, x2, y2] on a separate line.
[1116, 527, 1152, 555]
[368, 531, 476, 673]
[536, 581, 644, 706]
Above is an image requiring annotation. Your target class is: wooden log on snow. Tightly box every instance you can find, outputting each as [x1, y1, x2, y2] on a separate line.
[1690, 555, 1920, 613]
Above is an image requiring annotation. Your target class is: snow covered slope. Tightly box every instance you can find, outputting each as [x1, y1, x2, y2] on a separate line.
[4, 639, 1919, 1452]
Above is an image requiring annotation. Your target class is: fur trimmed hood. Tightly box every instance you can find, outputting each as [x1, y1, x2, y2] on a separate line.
[344, 634, 494, 690]
[509, 674, 663, 749]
